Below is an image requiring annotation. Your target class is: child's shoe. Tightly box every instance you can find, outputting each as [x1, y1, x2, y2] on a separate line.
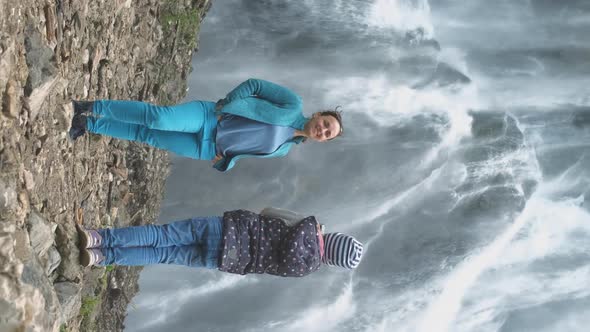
[76, 224, 103, 248]
[79, 248, 105, 267]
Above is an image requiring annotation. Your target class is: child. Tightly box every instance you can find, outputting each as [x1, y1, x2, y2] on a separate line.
[77, 208, 363, 277]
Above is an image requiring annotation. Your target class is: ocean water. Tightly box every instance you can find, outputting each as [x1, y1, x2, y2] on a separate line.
[124, 1, 590, 331]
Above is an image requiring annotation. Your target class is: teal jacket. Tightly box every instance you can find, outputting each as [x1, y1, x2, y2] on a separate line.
[213, 78, 309, 172]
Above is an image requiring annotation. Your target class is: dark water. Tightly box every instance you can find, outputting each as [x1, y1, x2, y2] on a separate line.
[125, 1, 590, 331]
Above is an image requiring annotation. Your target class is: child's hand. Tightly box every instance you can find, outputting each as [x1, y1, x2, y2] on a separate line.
[317, 224, 323, 234]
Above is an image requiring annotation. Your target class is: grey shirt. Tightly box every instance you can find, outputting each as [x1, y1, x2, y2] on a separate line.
[215, 114, 295, 157]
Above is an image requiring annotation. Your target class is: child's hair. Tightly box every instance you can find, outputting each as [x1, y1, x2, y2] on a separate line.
[322, 232, 363, 269]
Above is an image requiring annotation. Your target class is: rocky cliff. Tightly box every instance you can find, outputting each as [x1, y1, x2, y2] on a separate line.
[0, 0, 211, 331]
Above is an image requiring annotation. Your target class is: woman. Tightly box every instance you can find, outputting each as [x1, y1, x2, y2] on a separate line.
[69, 78, 343, 172]
[77, 207, 364, 278]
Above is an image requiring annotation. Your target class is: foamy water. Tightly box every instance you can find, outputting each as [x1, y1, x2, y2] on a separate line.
[124, 1, 590, 331]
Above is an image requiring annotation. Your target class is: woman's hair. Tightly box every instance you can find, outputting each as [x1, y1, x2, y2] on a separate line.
[319, 106, 343, 140]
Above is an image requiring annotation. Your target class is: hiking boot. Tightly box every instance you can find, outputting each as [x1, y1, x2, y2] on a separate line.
[80, 248, 105, 267]
[76, 223, 103, 248]
[68, 114, 87, 141]
[72, 100, 94, 117]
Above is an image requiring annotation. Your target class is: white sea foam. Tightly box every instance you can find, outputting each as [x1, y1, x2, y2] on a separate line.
[416, 159, 590, 331]
[354, 159, 465, 226]
[495, 198, 589, 266]
[128, 0, 590, 331]
[366, 0, 435, 37]
[416, 207, 532, 332]
[262, 282, 356, 332]
[322, 74, 478, 121]
[420, 107, 473, 167]
[451, 158, 590, 329]
[456, 265, 590, 332]
[360, 285, 435, 332]
[415, 138, 540, 331]
[473, 73, 590, 110]
[128, 274, 253, 331]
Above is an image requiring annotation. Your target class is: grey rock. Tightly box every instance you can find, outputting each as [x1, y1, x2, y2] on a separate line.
[0, 298, 22, 332]
[0, 223, 16, 271]
[0, 179, 18, 212]
[2, 79, 19, 118]
[82, 48, 90, 64]
[82, 268, 108, 297]
[54, 281, 82, 322]
[45, 246, 62, 276]
[13, 228, 32, 261]
[27, 76, 58, 121]
[23, 169, 35, 191]
[55, 223, 82, 281]
[0, 42, 16, 94]
[24, 24, 57, 95]
[21, 256, 60, 329]
[27, 211, 55, 257]
[44, 4, 57, 48]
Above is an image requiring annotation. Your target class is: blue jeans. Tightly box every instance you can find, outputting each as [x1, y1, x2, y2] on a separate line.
[97, 216, 223, 269]
[86, 100, 218, 160]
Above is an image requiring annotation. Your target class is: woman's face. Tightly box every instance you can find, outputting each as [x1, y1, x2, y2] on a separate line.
[305, 114, 341, 142]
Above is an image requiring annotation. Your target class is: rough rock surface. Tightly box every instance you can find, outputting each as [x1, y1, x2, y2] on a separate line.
[0, 0, 211, 331]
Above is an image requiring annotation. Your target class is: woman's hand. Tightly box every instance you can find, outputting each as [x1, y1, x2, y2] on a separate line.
[215, 98, 226, 111]
[212, 154, 223, 164]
